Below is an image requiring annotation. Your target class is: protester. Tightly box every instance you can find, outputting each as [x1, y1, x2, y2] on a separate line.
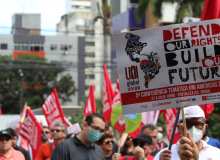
[35, 122, 67, 160]
[97, 133, 115, 160]
[141, 123, 159, 157]
[0, 130, 25, 160]
[105, 126, 118, 154]
[65, 133, 75, 139]
[41, 126, 51, 144]
[154, 105, 220, 160]
[202, 121, 220, 149]
[156, 124, 168, 150]
[6, 128, 31, 160]
[112, 134, 155, 160]
[50, 113, 106, 160]
[120, 135, 134, 156]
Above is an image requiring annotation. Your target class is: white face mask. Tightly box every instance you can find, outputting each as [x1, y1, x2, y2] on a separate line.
[119, 120, 125, 125]
[187, 125, 206, 143]
[157, 132, 163, 140]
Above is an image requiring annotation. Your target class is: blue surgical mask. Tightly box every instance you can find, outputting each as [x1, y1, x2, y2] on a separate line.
[85, 126, 102, 143]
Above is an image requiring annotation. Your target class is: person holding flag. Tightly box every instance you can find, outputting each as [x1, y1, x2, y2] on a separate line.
[35, 122, 67, 160]
[154, 106, 220, 160]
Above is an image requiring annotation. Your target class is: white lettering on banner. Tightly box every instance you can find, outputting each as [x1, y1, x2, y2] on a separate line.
[103, 79, 110, 112]
[85, 99, 92, 113]
[43, 93, 58, 115]
[30, 126, 38, 150]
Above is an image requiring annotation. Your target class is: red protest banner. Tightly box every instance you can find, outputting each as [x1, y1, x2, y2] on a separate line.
[15, 103, 28, 132]
[201, 0, 220, 21]
[103, 64, 114, 123]
[19, 108, 43, 159]
[112, 75, 121, 108]
[83, 84, 96, 120]
[0, 106, 2, 116]
[42, 88, 69, 129]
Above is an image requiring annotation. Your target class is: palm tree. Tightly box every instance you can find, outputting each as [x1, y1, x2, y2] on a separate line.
[136, 0, 205, 24]
[94, 0, 112, 68]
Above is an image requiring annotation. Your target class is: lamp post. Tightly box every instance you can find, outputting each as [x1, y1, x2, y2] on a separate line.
[19, 69, 24, 114]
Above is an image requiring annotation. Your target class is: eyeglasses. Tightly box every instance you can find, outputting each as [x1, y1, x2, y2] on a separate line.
[89, 125, 105, 134]
[185, 121, 205, 129]
[0, 137, 11, 142]
[158, 131, 163, 133]
[133, 140, 150, 148]
[105, 140, 114, 145]
[51, 129, 64, 133]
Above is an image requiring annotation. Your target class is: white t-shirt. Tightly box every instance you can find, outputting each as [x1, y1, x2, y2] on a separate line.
[154, 140, 220, 160]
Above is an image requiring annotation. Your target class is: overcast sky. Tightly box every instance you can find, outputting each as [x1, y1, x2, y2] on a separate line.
[0, 0, 66, 35]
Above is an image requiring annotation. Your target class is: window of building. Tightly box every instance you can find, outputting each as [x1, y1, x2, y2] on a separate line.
[86, 63, 95, 68]
[30, 43, 44, 51]
[85, 85, 95, 90]
[85, 53, 95, 57]
[85, 30, 95, 36]
[85, 42, 95, 46]
[0, 44, 8, 50]
[14, 43, 21, 50]
[86, 74, 95, 80]
[51, 44, 57, 50]
[61, 45, 72, 51]
[85, 20, 94, 26]
[21, 43, 28, 51]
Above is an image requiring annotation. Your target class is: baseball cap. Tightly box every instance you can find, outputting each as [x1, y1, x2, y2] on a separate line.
[0, 130, 11, 139]
[179, 105, 205, 122]
[132, 134, 152, 145]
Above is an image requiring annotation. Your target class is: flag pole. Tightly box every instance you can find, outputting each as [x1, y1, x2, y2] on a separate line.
[42, 130, 53, 151]
[168, 107, 181, 150]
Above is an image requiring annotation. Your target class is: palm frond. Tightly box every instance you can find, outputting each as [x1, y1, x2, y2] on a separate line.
[135, 0, 150, 23]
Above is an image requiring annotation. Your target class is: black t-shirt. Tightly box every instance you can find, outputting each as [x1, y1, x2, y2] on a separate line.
[151, 148, 159, 157]
[14, 145, 31, 160]
[51, 136, 105, 160]
[105, 153, 113, 160]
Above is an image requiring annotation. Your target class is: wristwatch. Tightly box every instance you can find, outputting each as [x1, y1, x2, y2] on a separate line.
[139, 157, 145, 160]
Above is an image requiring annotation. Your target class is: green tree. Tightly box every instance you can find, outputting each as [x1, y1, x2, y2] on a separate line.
[136, 0, 205, 24]
[0, 54, 77, 114]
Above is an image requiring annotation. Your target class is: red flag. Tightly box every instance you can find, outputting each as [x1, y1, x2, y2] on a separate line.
[19, 108, 43, 159]
[15, 103, 28, 132]
[112, 75, 121, 108]
[163, 108, 178, 142]
[83, 84, 96, 120]
[103, 64, 114, 122]
[201, 0, 220, 20]
[199, 104, 214, 119]
[0, 106, 2, 115]
[42, 88, 69, 129]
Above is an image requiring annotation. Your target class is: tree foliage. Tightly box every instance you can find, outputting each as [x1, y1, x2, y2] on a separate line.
[136, 0, 205, 24]
[0, 54, 77, 114]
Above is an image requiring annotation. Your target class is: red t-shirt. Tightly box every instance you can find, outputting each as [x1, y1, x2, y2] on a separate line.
[0, 147, 25, 160]
[120, 155, 154, 160]
[34, 143, 56, 160]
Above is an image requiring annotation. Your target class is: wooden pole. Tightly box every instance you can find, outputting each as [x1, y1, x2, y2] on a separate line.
[181, 107, 187, 137]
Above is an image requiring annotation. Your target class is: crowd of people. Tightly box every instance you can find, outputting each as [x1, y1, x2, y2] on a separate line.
[0, 106, 220, 160]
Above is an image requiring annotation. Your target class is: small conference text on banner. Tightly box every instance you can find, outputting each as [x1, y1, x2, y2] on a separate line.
[42, 88, 69, 129]
[19, 108, 43, 159]
[114, 19, 220, 115]
[67, 123, 81, 134]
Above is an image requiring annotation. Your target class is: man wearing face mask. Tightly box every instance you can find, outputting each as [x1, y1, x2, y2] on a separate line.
[51, 113, 106, 160]
[156, 124, 168, 150]
[154, 105, 220, 160]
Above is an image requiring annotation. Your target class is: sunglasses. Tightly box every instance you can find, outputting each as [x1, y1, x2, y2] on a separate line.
[105, 140, 114, 145]
[133, 141, 150, 148]
[51, 129, 64, 133]
[0, 137, 11, 142]
[126, 137, 132, 141]
[42, 131, 50, 134]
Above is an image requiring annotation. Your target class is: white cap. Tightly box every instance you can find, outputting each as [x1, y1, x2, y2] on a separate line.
[179, 105, 205, 122]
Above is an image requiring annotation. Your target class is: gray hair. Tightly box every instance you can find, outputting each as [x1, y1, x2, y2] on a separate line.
[53, 122, 68, 133]
[141, 123, 157, 133]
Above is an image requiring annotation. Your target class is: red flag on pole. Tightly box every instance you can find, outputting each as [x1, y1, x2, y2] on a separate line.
[199, 104, 214, 119]
[163, 108, 178, 142]
[15, 103, 28, 132]
[201, 0, 220, 20]
[19, 108, 43, 159]
[83, 84, 96, 120]
[112, 75, 121, 108]
[0, 106, 2, 116]
[103, 64, 114, 123]
[42, 88, 69, 129]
